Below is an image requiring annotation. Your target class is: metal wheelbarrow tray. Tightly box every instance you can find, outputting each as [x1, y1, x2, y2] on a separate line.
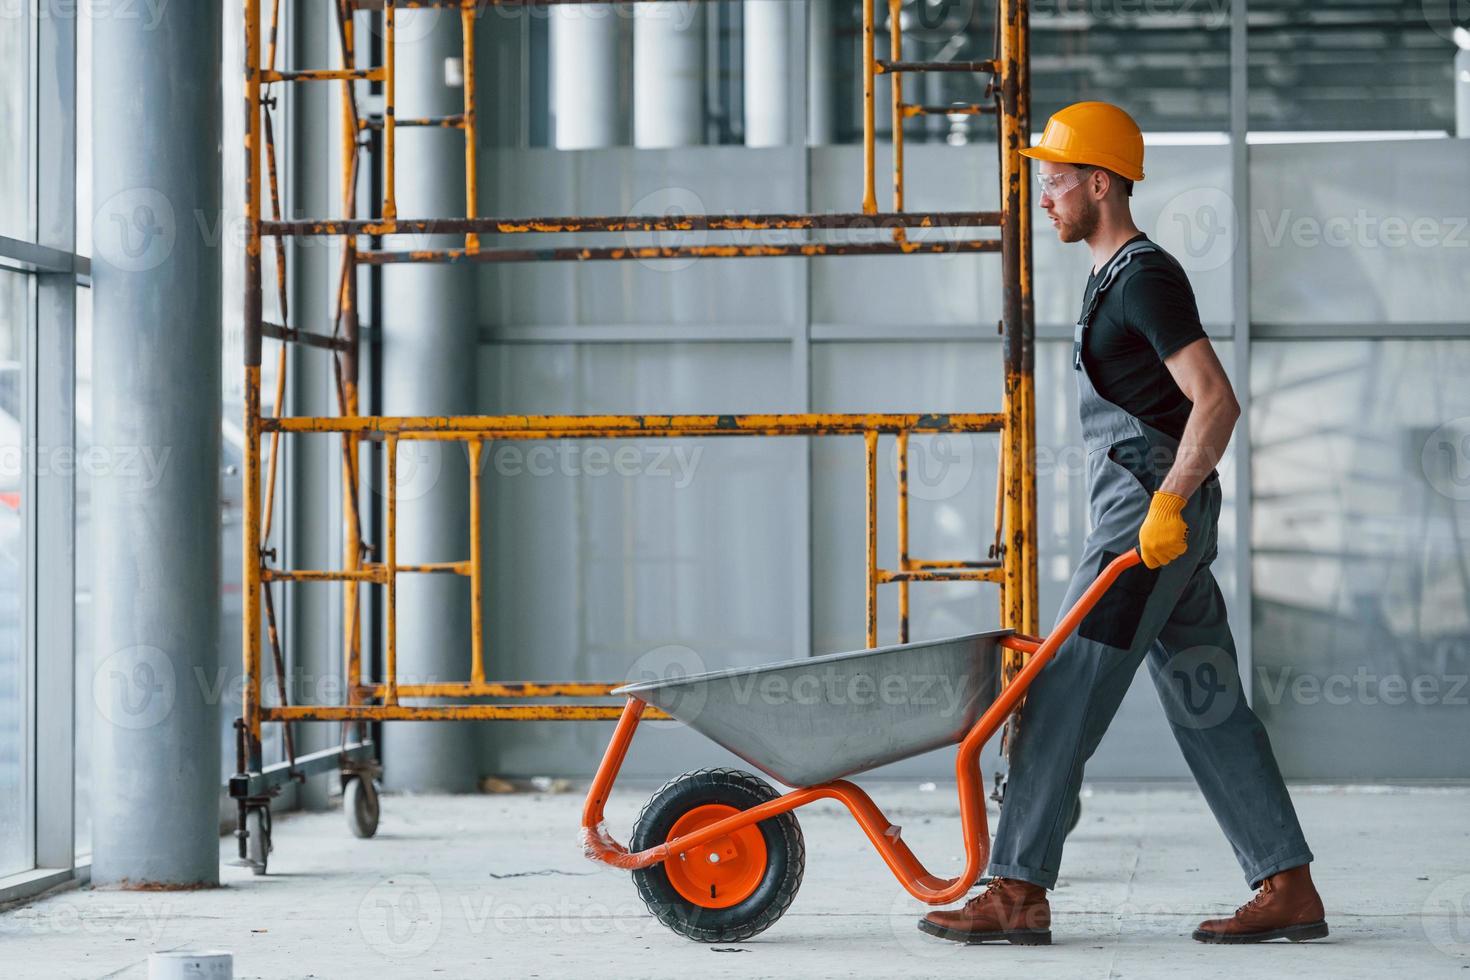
[581, 550, 1144, 945]
[613, 632, 1005, 787]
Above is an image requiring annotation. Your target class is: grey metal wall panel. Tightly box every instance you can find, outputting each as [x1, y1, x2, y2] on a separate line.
[808, 144, 1000, 329]
[476, 147, 805, 330]
[476, 342, 806, 778]
[1250, 139, 1470, 326]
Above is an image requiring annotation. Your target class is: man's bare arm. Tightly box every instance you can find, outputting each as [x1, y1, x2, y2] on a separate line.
[1159, 337, 1240, 499]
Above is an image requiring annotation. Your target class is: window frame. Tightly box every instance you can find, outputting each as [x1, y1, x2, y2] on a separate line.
[0, 5, 85, 905]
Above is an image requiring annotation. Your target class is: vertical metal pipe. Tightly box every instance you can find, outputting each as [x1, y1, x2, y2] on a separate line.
[243, 1, 264, 772]
[744, 0, 790, 146]
[888, 0, 904, 240]
[634, 1, 705, 146]
[468, 440, 485, 686]
[550, 6, 620, 148]
[865, 430, 879, 648]
[999, 0, 1023, 633]
[259, 105, 289, 547]
[861, 0, 876, 212]
[385, 435, 399, 706]
[339, 2, 363, 706]
[342, 402, 361, 705]
[1017, 0, 1037, 636]
[91, 0, 223, 886]
[383, 1, 397, 222]
[896, 431, 910, 644]
[243, 376, 262, 756]
[1019, 375, 1036, 632]
[259, 358, 287, 544]
[992, 435, 1006, 561]
[461, 8, 480, 253]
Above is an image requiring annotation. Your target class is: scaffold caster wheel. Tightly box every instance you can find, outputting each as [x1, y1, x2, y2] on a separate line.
[246, 807, 271, 876]
[345, 775, 380, 839]
[629, 768, 804, 943]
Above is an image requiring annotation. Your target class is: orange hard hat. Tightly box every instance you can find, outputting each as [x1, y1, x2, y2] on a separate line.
[1020, 101, 1145, 182]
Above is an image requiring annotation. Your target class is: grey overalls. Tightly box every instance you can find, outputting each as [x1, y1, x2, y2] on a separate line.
[986, 239, 1314, 890]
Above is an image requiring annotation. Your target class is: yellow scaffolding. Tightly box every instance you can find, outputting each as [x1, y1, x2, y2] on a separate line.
[234, 0, 1037, 856]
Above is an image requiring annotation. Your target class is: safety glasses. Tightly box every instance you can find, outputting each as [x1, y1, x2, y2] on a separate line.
[1035, 168, 1090, 202]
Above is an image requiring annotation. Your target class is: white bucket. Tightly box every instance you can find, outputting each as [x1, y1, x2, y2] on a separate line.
[148, 951, 233, 980]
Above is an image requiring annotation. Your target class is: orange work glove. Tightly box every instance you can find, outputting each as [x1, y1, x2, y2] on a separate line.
[1138, 491, 1189, 568]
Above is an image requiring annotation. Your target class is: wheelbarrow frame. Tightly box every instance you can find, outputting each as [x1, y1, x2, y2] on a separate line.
[581, 549, 1143, 906]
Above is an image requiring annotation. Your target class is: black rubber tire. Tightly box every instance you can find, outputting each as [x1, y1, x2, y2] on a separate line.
[344, 776, 380, 839]
[246, 807, 271, 876]
[629, 768, 804, 943]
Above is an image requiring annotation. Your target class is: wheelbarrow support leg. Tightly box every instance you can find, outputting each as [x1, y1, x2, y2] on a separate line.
[580, 698, 652, 868]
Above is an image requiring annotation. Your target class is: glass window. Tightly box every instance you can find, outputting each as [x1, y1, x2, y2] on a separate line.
[0, 2, 32, 240]
[830, 0, 1232, 145]
[1251, 340, 1470, 779]
[1248, 2, 1460, 133]
[2, 0, 83, 895]
[1031, 0, 1232, 133]
[0, 269, 31, 877]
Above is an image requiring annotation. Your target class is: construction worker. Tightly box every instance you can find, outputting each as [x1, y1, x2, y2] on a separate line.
[919, 102, 1328, 947]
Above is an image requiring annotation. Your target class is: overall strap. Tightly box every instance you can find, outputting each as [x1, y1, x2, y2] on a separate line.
[1073, 239, 1164, 371]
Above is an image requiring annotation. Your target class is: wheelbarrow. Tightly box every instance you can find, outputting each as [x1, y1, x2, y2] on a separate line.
[580, 549, 1142, 942]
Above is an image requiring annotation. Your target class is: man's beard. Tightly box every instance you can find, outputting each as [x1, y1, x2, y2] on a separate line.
[1058, 196, 1100, 243]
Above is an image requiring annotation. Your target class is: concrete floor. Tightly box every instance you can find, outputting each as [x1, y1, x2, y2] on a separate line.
[4, 783, 1468, 978]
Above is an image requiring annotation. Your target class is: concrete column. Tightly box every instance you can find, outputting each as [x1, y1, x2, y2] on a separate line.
[287, 2, 345, 811]
[90, 1, 222, 886]
[381, 9, 479, 793]
[634, 3, 705, 146]
[551, 7, 621, 148]
[807, 0, 835, 146]
[744, 0, 790, 146]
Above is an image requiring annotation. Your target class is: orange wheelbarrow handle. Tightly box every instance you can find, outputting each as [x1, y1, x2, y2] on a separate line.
[985, 546, 1143, 709]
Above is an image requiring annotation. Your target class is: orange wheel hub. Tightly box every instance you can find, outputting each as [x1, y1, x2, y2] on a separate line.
[663, 804, 768, 909]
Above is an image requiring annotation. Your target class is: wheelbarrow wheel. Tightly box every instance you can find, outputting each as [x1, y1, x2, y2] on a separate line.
[629, 768, 804, 943]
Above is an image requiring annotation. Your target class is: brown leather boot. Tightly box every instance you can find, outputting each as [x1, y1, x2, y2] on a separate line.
[1193, 864, 1329, 944]
[918, 877, 1051, 945]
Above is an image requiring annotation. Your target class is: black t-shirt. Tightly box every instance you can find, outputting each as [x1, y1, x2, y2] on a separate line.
[1079, 234, 1206, 441]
